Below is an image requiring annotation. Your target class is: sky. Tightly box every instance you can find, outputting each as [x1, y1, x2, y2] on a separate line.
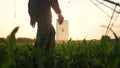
[0, 0, 120, 40]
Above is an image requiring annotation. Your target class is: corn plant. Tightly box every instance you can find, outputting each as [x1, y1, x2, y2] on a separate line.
[0, 27, 19, 68]
[0, 27, 120, 68]
[0, 27, 33, 68]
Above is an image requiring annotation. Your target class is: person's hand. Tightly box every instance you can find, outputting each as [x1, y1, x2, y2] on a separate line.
[30, 18, 36, 28]
[57, 13, 64, 25]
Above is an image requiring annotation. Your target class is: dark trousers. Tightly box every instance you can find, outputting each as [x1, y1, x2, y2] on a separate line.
[33, 14, 55, 68]
[34, 14, 55, 50]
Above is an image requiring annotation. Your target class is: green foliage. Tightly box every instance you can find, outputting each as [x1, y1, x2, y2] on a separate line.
[0, 27, 19, 68]
[0, 27, 120, 68]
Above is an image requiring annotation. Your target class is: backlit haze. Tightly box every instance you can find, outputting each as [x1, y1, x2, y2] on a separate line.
[0, 0, 120, 40]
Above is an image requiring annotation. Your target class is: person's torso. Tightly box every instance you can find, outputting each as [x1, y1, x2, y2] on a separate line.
[29, 0, 50, 9]
[28, 0, 51, 18]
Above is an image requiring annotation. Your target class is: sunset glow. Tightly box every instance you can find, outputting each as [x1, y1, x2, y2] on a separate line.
[0, 0, 120, 40]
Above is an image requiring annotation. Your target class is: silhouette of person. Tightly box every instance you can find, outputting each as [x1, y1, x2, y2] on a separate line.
[28, 0, 64, 50]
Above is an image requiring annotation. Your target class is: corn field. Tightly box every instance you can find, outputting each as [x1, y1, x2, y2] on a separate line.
[0, 27, 120, 68]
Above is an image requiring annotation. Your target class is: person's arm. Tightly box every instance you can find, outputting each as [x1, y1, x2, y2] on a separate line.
[50, 0, 64, 25]
[28, 0, 36, 28]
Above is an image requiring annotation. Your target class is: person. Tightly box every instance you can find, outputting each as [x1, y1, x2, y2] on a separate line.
[28, 0, 64, 67]
[28, 0, 64, 50]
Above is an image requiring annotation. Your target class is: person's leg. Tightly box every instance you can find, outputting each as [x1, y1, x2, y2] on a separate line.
[34, 16, 55, 50]
[47, 24, 55, 48]
[33, 19, 50, 68]
[34, 18, 50, 49]
[45, 24, 55, 68]
[33, 15, 55, 67]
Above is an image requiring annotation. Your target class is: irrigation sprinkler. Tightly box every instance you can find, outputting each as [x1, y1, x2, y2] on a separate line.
[103, 0, 120, 35]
